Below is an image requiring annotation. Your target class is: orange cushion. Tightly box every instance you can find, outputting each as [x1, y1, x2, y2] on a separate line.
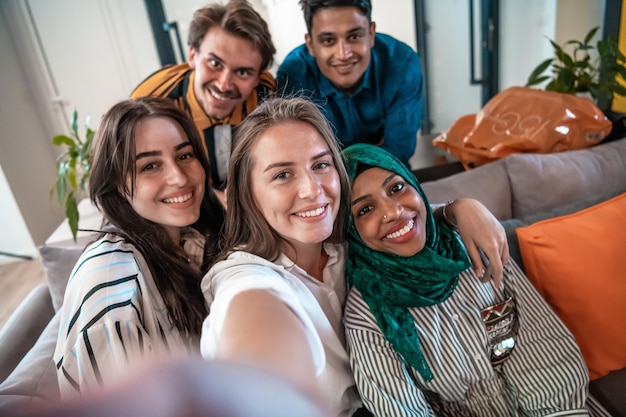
[516, 192, 626, 380]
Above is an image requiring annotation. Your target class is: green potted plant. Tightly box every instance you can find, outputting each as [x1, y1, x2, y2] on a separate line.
[526, 27, 626, 107]
[51, 109, 94, 241]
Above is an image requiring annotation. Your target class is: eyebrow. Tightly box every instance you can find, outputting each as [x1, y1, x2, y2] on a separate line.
[136, 141, 192, 161]
[351, 172, 397, 206]
[263, 150, 332, 173]
[206, 52, 258, 74]
[317, 26, 365, 39]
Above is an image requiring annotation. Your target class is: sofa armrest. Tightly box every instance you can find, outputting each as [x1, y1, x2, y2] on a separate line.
[0, 311, 61, 410]
[0, 284, 54, 384]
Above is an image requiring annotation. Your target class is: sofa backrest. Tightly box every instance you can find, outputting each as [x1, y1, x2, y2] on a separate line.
[422, 137, 626, 221]
[504, 138, 626, 218]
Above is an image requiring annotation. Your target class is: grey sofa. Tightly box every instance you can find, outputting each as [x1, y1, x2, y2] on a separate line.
[0, 208, 98, 409]
[1, 138, 625, 415]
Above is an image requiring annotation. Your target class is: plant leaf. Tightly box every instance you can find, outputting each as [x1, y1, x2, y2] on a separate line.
[55, 174, 67, 205]
[52, 108, 93, 237]
[71, 109, 80, 141]
[65, 192, 79, 242]
[583, 27, 599, 45]
[526, 75, 550, 87]
[52, 134, 75, 147]
[556, 49, 575, 67]
[527, 58, 553, 85]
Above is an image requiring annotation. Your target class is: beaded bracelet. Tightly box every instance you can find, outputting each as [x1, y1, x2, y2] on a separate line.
[442, 200, 458, 228]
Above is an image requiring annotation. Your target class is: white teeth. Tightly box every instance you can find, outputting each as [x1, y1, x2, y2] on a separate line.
[163, 192, 192, 204]
[295, 207, 325, 218]
[385, 219, 414, 239]
[335, 61, 356, 69]
[209, 89, 228, 101]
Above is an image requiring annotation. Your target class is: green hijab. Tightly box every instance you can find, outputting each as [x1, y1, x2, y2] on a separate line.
[343, 144, 470, 382]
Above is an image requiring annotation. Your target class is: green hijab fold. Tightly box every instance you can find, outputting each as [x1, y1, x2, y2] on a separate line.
[343, 144, 470, 382]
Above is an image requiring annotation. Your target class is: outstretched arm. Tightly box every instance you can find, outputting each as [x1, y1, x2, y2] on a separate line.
[217, 290, 319, 395]
[434, 199, 510, 287]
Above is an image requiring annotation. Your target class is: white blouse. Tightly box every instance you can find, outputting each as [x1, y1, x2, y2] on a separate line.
[200, 243, 361, 417]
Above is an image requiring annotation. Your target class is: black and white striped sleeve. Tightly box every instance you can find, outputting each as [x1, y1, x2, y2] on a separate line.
[53, 239, 157, 398]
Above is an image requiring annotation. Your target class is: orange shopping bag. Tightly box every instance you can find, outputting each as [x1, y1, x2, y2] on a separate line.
[433, 87, 612, 169]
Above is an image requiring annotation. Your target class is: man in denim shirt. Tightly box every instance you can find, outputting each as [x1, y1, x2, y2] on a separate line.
[277, 0, 423, 167]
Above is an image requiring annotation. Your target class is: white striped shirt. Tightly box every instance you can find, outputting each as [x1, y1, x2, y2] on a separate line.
[54, 229, 205, 398]
[345, 260, 591, 416]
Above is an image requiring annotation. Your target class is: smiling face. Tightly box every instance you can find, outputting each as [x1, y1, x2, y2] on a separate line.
[250, 121, 341, 255]
[188, 27, 263, 120]
[351, 167, 427, 257]
[127, 116, 206, 243]
[305, 6, 375, 94]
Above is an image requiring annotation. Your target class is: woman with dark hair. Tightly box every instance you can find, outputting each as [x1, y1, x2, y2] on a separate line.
[54, 96, 225, 398]
[199, 96, 511, 417]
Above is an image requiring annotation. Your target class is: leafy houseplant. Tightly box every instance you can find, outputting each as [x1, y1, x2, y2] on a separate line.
[526, 27, 626, 106]
[51, 110, 94, 241]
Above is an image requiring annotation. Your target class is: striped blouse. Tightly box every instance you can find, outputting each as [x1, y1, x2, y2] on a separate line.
[53, 229, 205, 398]
[344, 260, 592, 417]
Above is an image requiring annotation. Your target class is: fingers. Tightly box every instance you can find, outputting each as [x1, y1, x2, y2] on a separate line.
[447, 198, 512, 288]
[465, 243, 485, 279]
[466, 240, 507, 288]
[479, 243, 504, 287]
[500, 237, 511, 266]
[483, 259, 503, 289]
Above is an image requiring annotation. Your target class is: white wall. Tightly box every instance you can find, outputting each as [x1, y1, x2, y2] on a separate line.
[0, 1, 63, 250]
[500, 1, 558, 94]
[27, 0, 161, 129]
[555, 0, 604, 47]
[0, 166, 36, 264]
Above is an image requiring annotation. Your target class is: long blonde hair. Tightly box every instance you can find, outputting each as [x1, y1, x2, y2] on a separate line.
[221, 96, 350, 261]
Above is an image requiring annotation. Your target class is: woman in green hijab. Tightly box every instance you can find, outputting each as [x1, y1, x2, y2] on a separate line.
[343, 144, 589, 416]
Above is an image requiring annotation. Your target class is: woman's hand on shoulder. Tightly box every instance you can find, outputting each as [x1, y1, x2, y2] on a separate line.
[445, 198, 510, 287]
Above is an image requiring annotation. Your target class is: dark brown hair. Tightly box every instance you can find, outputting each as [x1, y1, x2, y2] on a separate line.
[188, 0, 276, 71]
[89, 96, 225, 336]
[299, 0, 372, 33]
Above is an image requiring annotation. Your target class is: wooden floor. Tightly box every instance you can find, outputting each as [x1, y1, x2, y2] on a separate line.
[0, 257, 46, 331]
